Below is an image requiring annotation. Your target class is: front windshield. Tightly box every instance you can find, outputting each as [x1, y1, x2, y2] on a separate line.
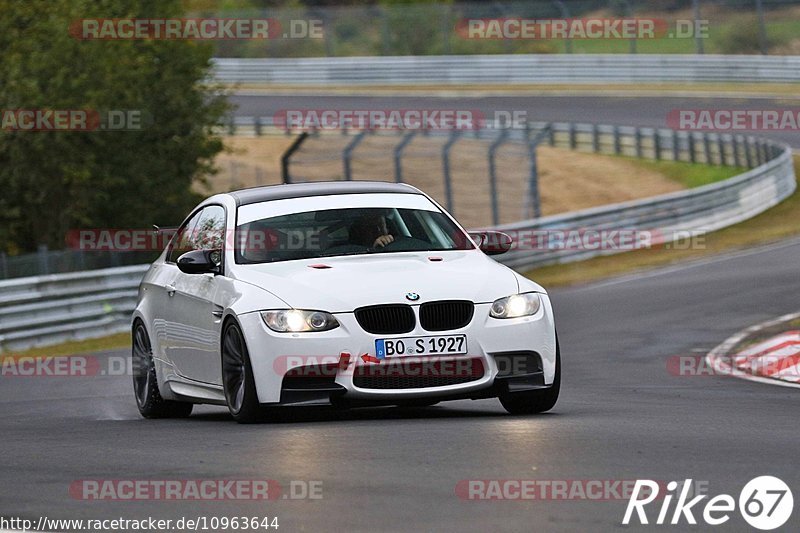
[235, 205, 474, 264]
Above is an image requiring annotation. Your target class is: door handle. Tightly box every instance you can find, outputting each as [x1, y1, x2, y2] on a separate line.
[165, 284, 176, 297]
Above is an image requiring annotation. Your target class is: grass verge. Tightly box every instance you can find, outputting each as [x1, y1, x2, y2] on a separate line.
[628, 158, 746, 188]
[524, 156, 800, 288]
[2, 332, 130, 359]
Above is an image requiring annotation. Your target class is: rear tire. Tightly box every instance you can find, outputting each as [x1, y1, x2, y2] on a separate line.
[221, 321, 264, 424]
[132, 321, 193, 419]
[499, 339, 560, 415]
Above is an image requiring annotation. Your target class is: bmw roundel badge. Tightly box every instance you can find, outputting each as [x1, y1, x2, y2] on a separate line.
[405, 292, 420, 301]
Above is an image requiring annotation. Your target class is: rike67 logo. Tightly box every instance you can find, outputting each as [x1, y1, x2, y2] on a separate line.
[623, 476, 793, 530]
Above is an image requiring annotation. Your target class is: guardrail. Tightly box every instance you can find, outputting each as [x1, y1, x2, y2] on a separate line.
[0, 265, 148, 353]
[213, 54, 800, 85]
[497, 130, 795, 269]
[0, 123, 794, 353]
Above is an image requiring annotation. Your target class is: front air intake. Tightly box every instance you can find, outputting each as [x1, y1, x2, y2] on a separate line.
[354, 304, 415, 335]
[419, 300, 474, 331]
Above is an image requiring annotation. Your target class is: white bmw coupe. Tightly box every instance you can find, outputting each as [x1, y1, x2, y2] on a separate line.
[132, 181, 559, 423]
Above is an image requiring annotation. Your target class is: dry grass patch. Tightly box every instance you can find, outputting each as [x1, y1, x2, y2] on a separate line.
[209, 134, 686, 228]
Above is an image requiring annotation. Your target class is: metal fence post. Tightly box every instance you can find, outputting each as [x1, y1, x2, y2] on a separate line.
[230, 161, 238, 190]
[744, 136, 754, 168]
[613, 125, 621, 155]
[703, 133, 713, 165]
[755, 0, 768, 55]
[0, 251, 7, 280]
[323, 10, 336, 56]
[281, 132, 309, 184]
[672, 130, 680, 161]
[616, 0, 637, 53]
[37, 244, 49, 275]
[441, 3, 452, 55]
[525, 125, 549, 219]
[553, 1, 572, 54]
[393, 131, 417, 183]
[654, 130, 662, 160]
[548, 126, 555, 146]
[488, 130, 509, 226]
[569, 122, 577, 150]
[379, 5, 390, 56]
[717, 134, 726, 166]
[592, 123, 600, 153]
[343, 130, 368, 180]
[688, 133, 697, 163]
[692, 0, 704, 54]
[254, 116, 262, 136]
[442, 130, 462, 214]
[732, 135, 741, 167]
[635, 128, 643, 159]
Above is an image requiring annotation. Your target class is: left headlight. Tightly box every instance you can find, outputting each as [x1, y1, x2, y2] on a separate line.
[261, 309, 340, 332]
[489, 293, 541, 319]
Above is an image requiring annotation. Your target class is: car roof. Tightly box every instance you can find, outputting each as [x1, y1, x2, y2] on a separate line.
[228, 181, 421, 206]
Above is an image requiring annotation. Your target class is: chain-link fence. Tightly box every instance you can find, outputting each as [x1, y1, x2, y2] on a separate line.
[201, 0, 800, 58]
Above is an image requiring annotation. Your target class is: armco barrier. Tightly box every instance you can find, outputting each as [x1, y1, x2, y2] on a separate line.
[0, 265, 148, 353]
[213, 54, 800, 85]
[493, 123, 796, 269]
[0, 124, 794, 353]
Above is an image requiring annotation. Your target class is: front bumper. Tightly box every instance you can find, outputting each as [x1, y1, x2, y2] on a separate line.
[237, 296, 557, 405]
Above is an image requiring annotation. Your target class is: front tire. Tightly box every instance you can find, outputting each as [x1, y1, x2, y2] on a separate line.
[132, 321, 193, 419]
[221, 321, 263, 423]
[499, 339, 560, 415]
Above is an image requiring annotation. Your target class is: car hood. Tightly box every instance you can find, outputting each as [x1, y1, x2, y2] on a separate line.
[233, 250, 523, 312]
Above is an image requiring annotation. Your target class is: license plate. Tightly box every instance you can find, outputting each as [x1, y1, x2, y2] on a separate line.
[375, 335, 467, 358]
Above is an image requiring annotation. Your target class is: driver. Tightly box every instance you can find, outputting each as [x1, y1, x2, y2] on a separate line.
[349, 211, 394, 248]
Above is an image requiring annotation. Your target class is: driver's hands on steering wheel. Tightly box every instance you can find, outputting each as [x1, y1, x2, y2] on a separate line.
[373, 234, 394, 248]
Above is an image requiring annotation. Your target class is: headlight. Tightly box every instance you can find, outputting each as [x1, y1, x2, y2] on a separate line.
[261, 309, 339, 332]
[489, 293, 541, 319]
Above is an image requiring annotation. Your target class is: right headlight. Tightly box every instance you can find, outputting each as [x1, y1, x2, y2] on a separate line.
[489, 293, 541, 319]
[261, 309, 339, 332]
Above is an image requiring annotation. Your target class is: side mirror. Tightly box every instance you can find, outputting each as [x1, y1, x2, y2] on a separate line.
[470, 231, 513, 256]
[177, 249, 222, 275]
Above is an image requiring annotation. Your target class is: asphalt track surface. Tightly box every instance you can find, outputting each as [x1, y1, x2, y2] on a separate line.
[231, 93, 800, 148]
[2, 237, 799, 532]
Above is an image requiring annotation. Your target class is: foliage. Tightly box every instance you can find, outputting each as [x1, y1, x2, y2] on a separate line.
[0, 0, 228, 252]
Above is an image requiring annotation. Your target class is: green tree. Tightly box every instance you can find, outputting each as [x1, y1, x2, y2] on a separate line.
[0, 0, 228, 253]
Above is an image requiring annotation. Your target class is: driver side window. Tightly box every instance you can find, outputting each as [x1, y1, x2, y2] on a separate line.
[167, 205, 225, 263]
